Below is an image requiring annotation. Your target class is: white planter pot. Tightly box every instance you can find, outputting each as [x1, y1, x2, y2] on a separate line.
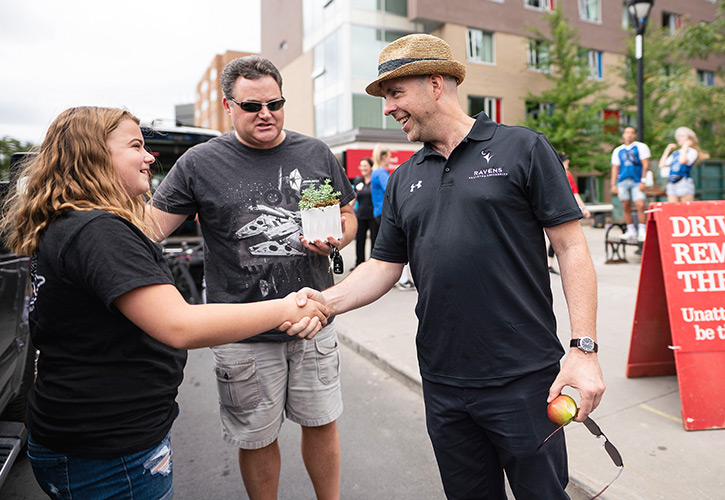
[300, 204, 342, 241]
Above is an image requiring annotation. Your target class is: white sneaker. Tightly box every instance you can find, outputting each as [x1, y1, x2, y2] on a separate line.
[638, 228, 646, 242]
[395, 280, 416, 291]
[621, 229, 637, 242]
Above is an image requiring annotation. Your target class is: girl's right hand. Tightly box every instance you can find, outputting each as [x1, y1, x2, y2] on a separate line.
[279, 290, 329, 338]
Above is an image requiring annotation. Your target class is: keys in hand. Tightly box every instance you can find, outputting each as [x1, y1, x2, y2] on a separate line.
[330, 246, 344, 274]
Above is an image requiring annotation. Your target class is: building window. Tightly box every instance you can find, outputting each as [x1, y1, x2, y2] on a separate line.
[303, 0, 340, 37]
[526, 101, 553, 121]
[621, 5, 630, 29]
[313, 28, 342, 92]
[466, 29, 494, 64]
[662, 12, 682, 35]
[584, 49, 603, 79]
[315, 95, 344, 138]
[353, 93, 382, 128]
[351, 26, 410, 80]
[603, 109, 620, 135]
[579, 0, 601, 23]
[527, 39, 551, 72]
[525, 0, 555, 10]
[697, 70, 715, 86]
[351, 0, 407, 16]
[619, 111, 635, 130]
[469, 96, 502, 123]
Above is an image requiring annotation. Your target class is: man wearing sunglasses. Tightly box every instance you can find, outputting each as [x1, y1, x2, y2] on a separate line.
[150, 56, 356, 500]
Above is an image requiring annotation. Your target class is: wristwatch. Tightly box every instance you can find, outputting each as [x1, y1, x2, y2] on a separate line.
[570, 337, 598, 354]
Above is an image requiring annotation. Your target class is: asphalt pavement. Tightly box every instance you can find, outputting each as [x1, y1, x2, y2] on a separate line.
[333, 223, 725, 500]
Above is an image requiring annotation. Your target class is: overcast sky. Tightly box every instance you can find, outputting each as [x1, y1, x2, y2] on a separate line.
[0, 0, 261, 144]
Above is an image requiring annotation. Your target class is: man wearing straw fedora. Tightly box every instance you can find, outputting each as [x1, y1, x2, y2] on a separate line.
[297, 33, 605, 498]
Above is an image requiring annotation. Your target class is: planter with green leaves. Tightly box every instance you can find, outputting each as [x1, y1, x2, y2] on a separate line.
[299, 179, 343, 241]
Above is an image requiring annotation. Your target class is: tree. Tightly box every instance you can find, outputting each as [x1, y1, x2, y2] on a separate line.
[520, 6, 616, 172]
[616, 0, 725, 158]
[676, 0, 725, 157]
[0, 136, 36, 180]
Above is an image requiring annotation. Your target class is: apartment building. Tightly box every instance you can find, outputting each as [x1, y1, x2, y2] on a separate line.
[195, 50, 254, 133]
[254, 0, 719, 179]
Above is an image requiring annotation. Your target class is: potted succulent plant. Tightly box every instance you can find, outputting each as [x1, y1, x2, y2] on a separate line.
[299, 179, 343, 241]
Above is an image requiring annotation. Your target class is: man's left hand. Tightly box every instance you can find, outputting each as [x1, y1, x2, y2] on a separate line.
[548, 349, 606, 422]
[299, 215, 348, 256]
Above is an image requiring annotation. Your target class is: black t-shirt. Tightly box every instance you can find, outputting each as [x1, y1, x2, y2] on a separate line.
[352, 176, 374, 220]
[152, 131, 355, 342]
[372, 113, 582, 387]
[27, 210, 187, 458]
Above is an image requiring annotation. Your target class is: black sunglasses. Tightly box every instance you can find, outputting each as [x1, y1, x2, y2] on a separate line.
[538, 416, 623, 499]
[228, 97, 286, 113]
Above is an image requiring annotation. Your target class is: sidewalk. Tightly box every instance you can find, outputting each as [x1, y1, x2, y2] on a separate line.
[333, 223, 725, 500]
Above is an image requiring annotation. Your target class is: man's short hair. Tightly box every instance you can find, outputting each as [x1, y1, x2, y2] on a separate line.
[221, 56, 283, 99]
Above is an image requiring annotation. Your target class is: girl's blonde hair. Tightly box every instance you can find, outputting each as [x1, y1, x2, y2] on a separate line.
[1, 106, 154, 255]
[372, 143, 391, 167]
[674, 126, 710, 166]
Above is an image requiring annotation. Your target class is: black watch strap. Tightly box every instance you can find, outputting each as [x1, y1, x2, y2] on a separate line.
[570, 337, 598, 353]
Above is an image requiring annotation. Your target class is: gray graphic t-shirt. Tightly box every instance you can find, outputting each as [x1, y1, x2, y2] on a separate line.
[152, 131, 355, 341]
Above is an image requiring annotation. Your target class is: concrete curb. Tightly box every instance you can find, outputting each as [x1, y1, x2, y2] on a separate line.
[336, 323, 422, 396]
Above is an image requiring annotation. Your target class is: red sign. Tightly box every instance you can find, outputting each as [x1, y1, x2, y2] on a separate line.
[627, 201, 725, 430]
[344, 148, 415, 179]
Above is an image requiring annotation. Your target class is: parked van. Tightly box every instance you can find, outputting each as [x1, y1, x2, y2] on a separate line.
[0, 153, 34, 488]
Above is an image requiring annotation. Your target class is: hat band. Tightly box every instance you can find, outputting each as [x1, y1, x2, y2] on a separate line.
[378, 57, 447, 76]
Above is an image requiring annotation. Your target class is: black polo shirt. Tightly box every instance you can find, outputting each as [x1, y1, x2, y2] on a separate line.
[371, 113, 582, 387]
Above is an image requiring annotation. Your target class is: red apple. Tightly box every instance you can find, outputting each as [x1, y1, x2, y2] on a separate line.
[547, 394, 578, 426]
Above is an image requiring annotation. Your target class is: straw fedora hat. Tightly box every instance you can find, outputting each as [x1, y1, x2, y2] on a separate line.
[365, 34, 466, 97]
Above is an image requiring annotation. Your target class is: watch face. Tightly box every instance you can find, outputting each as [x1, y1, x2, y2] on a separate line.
[580, 338, 595, 352]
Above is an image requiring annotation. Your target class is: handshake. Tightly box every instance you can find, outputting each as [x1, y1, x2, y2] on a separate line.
[277, 288, 329, 339]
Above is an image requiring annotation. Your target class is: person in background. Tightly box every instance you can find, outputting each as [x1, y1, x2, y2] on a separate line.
[548, 152, 591, 274]
[610, 126, 651, 242]
[370, 143, 391, 227]
[370, 144, 415, 290]
[351, 157, 378, 269]
[661, 126, 709, 203]
[298, 34, 604, 499]
[150, 56, 356, 500]
[0, 106, 326, 500]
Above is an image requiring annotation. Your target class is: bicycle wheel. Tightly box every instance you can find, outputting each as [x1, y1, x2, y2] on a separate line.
[172, 263, 202, 304]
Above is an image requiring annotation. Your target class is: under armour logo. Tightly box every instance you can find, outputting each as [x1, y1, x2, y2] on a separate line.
[481, 150, 493, 163]
[410, 180, 422, 192]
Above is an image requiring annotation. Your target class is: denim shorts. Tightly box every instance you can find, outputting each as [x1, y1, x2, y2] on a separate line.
[27, 432, 174, 500]
[211, 323, 343, 449]
[617, 177, 646, 202]
[666, 176, 695, 197]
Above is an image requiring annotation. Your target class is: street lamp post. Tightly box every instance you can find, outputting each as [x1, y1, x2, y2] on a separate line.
[627, 0, 655, 143]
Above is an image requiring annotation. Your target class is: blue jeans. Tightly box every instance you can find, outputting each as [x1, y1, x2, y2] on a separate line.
[28, 433, 174, 500]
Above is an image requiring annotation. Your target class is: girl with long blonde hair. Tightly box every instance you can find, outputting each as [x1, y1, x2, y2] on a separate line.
[660, 126, 710, 202]
[1, 106, 326, 500]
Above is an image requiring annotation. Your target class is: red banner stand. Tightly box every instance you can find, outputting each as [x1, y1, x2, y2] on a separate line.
[626, 201, 725, 431]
